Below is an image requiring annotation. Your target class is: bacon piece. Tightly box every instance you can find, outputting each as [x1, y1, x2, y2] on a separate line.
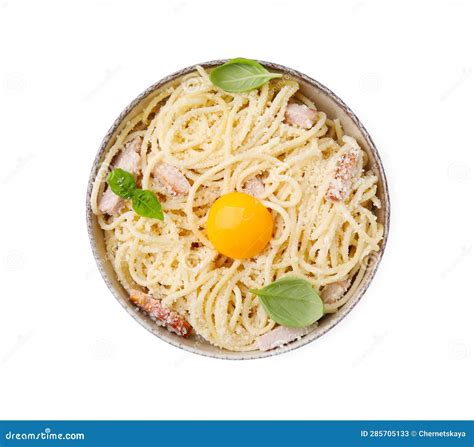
[320, 279, 351, 304]
[98, 136, 142, 215]
[98, 188, 124, 215]
[153, 163, 190, 196]
[256, 325, 313, 352]
[285, 103, 318, 129]
[326, 148, 361, 202]
[114, 136, 142, 173]
[242, 177, 265, 198]
[129, 290, 192, 337]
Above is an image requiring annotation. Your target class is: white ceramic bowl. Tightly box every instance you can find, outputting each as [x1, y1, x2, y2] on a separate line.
[86, 60, 390, 360]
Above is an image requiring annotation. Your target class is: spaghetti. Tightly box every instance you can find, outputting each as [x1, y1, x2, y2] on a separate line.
[90, 66, 384, 351]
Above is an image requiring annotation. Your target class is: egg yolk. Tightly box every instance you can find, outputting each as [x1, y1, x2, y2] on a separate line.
[207, 192, 273, 259]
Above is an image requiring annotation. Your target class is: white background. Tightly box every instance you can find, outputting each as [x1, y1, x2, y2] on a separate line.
[1, 0, 473, 420]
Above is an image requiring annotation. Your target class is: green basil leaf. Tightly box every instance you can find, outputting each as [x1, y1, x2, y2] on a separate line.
[132, 189, 164, 220]
[222, 57, 265, 67]
[210, 58, 282, 93]
[250, 276, 324, 327]
[107, 168, 137, 199]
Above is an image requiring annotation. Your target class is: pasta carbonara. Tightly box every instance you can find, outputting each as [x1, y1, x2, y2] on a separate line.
[90, 66, 383, 352]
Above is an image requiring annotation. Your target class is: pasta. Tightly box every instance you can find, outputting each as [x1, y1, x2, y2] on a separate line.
[90, 66, 384, 352]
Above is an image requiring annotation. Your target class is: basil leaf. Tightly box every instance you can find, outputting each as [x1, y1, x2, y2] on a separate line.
[222, 57, 265, 67]
[250, 276, 324, 328]
[210, 58, 282, 93]
[132, 189, 164, 220]
[107, 168, 137, 199]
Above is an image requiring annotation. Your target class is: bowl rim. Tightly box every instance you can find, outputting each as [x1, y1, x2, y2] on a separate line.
[86, 59, 391, 360]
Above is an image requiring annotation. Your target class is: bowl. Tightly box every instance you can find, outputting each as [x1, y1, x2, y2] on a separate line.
[86, 60, 390, 360]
